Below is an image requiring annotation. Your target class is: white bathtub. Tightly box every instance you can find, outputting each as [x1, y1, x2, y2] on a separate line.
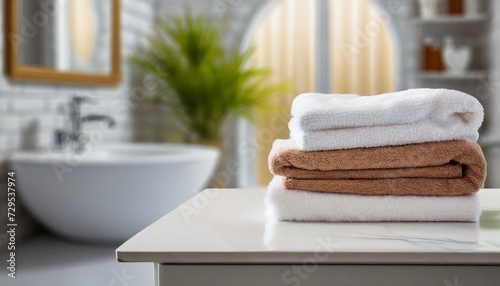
[9, 143, 219, 244]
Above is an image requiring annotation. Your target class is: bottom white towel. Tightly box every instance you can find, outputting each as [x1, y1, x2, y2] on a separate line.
[265, 177, 481, 222]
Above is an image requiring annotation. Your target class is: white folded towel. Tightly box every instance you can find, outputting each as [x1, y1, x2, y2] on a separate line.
[265, 177, 481, 222]
[289, 88, 484, 151]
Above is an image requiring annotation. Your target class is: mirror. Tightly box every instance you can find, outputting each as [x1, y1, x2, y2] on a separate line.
[5, 0, 121, 86]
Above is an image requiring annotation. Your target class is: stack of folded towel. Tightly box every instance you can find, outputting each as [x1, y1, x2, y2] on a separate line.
[266, 88, 487, 222]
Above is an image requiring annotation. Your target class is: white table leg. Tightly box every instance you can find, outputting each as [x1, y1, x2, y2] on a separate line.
[154, 263, 160, 286]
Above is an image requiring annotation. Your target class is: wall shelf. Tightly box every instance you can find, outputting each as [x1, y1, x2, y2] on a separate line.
[415, 71, 487, 80]
[403, 1, 494, 186]
[413, 15, 489, 24]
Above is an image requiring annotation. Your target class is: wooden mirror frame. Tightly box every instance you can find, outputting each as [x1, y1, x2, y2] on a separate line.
[4, 0, 121, 86]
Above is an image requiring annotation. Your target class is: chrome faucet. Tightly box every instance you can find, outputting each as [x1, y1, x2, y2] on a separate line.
[55, 95, 116, 153]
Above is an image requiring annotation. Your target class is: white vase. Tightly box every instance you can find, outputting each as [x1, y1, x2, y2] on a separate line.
[443, 36, 471, 75]
[418, 0, 440, 18]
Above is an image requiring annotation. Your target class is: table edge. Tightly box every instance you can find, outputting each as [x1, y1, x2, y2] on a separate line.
[116, 250, 500, 265]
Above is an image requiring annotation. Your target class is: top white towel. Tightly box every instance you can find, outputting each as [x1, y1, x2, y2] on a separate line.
[289, 88, 484, 151]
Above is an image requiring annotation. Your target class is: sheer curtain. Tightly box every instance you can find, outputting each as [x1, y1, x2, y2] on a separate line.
[252, 0, 394, 185]
[252, 0, 317, 185]
[330, 0, 394, 94]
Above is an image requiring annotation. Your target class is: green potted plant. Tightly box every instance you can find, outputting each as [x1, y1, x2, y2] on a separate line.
[129, 11, 285, 148]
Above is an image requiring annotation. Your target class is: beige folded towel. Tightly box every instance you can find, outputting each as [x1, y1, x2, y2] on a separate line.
[269, 139, 486, 196]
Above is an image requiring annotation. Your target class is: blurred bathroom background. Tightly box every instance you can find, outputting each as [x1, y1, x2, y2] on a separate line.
[1, 0, 499, 285]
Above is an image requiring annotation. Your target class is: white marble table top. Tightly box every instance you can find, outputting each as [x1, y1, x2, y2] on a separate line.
[116, 189, 500, 265]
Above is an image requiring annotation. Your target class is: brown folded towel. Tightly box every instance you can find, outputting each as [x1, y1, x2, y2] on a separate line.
[269, 139, 486, 196]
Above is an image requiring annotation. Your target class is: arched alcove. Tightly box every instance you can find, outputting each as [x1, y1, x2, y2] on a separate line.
[239, 0, 403, 185]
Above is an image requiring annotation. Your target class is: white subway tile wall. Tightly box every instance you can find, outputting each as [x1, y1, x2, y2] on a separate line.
[0, 134, 7, 150]
[0, 98, 7, 112]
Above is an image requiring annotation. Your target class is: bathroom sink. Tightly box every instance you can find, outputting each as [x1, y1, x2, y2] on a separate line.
[9, 143, 219, 244]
